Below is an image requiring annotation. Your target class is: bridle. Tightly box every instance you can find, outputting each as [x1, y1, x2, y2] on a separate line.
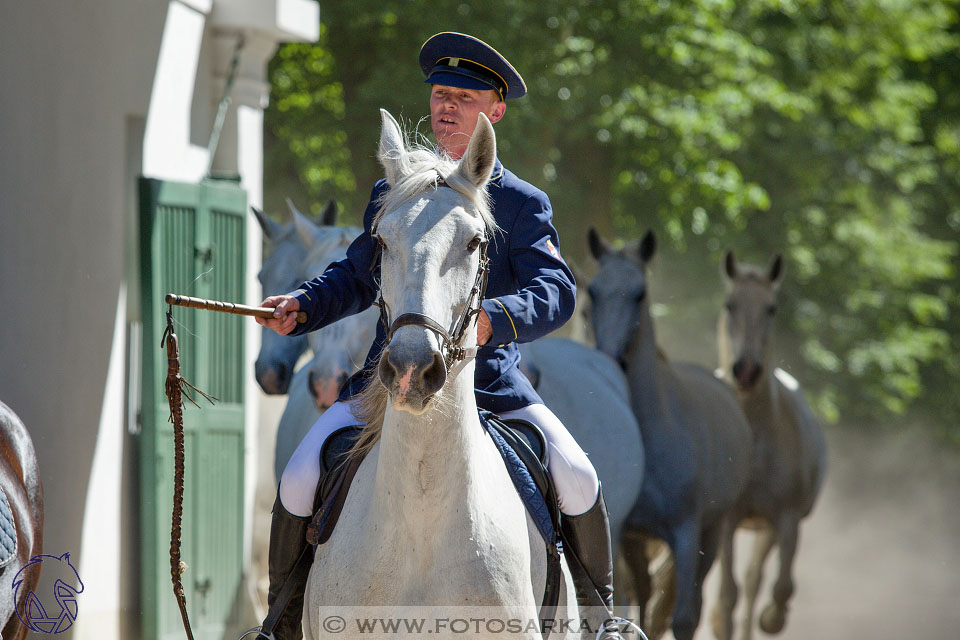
[372, 214, 490, 372]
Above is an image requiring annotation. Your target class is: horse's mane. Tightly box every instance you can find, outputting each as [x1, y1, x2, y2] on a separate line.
[372, 138, 496, 236]
[348, 134, 497, 458]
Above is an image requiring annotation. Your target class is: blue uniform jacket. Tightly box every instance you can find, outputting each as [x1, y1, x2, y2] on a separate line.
[288, 159, 576, 414]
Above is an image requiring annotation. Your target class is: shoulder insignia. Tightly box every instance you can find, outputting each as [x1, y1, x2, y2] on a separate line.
[545, 239, 560, 260]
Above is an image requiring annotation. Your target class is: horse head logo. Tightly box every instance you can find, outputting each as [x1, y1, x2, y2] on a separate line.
[12, 552, 84, 634]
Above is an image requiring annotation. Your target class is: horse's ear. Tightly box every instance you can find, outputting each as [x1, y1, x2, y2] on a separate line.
[378, 109, 405, 186]
[723, 250, 738, 281]
[319, 199, 338, 226]
[292, 208, 322, 248]
[455, 112, 497, 189]
[285, 197, 307, 220]
[768, 253, 785, 288]
[251, 206, 281, 241]
[588, 227, 610, 261]
[639, 230, 657, 263]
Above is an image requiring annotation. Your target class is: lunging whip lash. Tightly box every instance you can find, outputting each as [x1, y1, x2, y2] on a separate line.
[161, 295, 304, 639]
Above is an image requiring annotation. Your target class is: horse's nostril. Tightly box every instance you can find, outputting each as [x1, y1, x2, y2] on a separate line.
[378, 349, 398, 388]
[732, 360, 745, 380]
[337, 371, 348, 386]
[420, 352, 446, 396]
[307, 370, 318, 398]
[277, 363, 289, 385]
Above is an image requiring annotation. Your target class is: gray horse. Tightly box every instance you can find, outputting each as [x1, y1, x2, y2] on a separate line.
[252, 198, 337, 394]
[710, 252, 827, 640]
[272, 212, 378, 480]
[518, 338, 645, 567]
[587, 228, 753, 640]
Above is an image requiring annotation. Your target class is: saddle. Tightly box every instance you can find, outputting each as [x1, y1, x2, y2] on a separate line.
[306, 413, 559, 547]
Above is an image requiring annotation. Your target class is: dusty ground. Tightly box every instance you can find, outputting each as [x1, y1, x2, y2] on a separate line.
[694, 423, 960, 640]
[252, 392, 960, 639]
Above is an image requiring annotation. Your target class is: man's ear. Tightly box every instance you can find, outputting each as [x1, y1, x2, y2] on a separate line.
[488, 100, 506, 124]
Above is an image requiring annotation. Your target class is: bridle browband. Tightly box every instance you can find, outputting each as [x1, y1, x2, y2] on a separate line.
[374, 237, 490, 371]
[372, 179, 492, 371]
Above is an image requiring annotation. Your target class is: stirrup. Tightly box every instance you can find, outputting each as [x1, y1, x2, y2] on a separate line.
[236, 625, 274, 640]
[596, 616, 649, 640]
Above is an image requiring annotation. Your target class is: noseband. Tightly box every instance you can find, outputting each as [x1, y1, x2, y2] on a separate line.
[374, 237, 490, 372]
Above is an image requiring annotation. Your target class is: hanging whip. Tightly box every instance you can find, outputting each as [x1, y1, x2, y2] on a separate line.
[160, 293, 304, 639]
[162, 308, 217, 640]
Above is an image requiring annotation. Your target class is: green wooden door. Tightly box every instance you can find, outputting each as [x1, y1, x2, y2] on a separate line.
[139, 177, 247, 640]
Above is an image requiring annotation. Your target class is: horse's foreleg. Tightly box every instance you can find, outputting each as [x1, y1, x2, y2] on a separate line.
[710, 516, 738, 640]
[736, 524, 775, 640]
[759, 512, 799, 634]
[645, 549, 674, 639]
[667, 519, 706, 640]
[620, 527, 650, 625]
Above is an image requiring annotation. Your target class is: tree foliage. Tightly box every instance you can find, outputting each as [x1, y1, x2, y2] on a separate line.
[264, 0, 960, 434]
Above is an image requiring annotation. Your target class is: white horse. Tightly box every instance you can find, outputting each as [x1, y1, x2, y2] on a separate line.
[303, 110, 579, 639]
[710, 252, 827, 640]
[272, 213, 378, 480]
[252, 199, 332, 394]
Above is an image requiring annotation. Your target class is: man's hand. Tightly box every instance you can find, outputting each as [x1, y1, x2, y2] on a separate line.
[477, 309, 492, 346]
[256, 294, 301, 335]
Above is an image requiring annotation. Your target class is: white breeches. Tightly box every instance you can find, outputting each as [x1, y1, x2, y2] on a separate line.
[279, 400, 600, 517]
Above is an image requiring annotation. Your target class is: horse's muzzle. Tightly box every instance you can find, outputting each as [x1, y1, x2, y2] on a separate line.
[379, 345, 446, 413]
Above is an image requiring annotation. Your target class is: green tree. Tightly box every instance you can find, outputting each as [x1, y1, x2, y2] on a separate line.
[264, 0, 960, 434]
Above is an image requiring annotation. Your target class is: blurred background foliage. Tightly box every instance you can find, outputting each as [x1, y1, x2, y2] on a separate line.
[263, 0, 959, 440]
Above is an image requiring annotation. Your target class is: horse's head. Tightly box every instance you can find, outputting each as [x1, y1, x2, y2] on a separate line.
[719, 250, 784, 393]
[587, 228, 657, 365]
[253, 199, 336, 393]
[301, 224, 377, 410]
[372, 108, 496, 414]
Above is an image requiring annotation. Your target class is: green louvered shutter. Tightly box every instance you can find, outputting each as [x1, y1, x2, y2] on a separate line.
[139, 177, 247, 640]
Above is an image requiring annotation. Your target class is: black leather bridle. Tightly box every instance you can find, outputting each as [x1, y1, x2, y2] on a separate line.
[373, 235, 490, 372]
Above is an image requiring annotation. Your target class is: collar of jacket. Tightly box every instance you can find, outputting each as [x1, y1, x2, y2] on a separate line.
[489, 158, 505, 184]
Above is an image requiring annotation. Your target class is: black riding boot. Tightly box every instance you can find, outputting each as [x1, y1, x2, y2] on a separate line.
[561, 487, 622, 638]
[260, 495, 313, 640]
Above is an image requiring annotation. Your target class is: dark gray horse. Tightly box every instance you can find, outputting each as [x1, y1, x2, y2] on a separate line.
[710, 252, 827, 640]
[587, 229, 752, 640]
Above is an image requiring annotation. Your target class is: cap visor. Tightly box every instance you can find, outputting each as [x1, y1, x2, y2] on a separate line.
[424, 70, 497, 93]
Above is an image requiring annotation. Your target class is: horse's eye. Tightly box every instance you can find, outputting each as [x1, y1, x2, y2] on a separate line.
[767, 304, 777, 316]
[725, 301, 735, 313]
[467, 237, 482, 252]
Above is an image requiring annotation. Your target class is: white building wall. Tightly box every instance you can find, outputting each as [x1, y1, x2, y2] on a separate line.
[0, 1, 317, 638]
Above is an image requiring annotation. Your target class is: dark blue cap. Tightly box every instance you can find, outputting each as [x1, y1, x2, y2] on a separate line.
[419, 32, 527, 100]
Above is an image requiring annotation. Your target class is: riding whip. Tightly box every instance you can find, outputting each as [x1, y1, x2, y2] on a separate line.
[165, 293, 307, 324]
[162, 308, 216, 640]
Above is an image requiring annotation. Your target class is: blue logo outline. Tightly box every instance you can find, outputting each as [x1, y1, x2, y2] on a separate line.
[11, 552, 84, 634]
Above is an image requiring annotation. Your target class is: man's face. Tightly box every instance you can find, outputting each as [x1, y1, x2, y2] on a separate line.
[430, 84, 505, 159]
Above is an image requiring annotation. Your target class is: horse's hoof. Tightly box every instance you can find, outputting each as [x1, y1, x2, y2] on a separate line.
[759, 604, 786, 634]
[709, 607, 730, 640]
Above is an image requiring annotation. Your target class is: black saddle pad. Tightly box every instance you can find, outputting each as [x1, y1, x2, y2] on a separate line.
[499, 417, 548, 466]
[319, 426, 364, 475]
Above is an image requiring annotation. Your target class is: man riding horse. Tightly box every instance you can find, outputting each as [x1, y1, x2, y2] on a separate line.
[258, 32, 622, 639]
